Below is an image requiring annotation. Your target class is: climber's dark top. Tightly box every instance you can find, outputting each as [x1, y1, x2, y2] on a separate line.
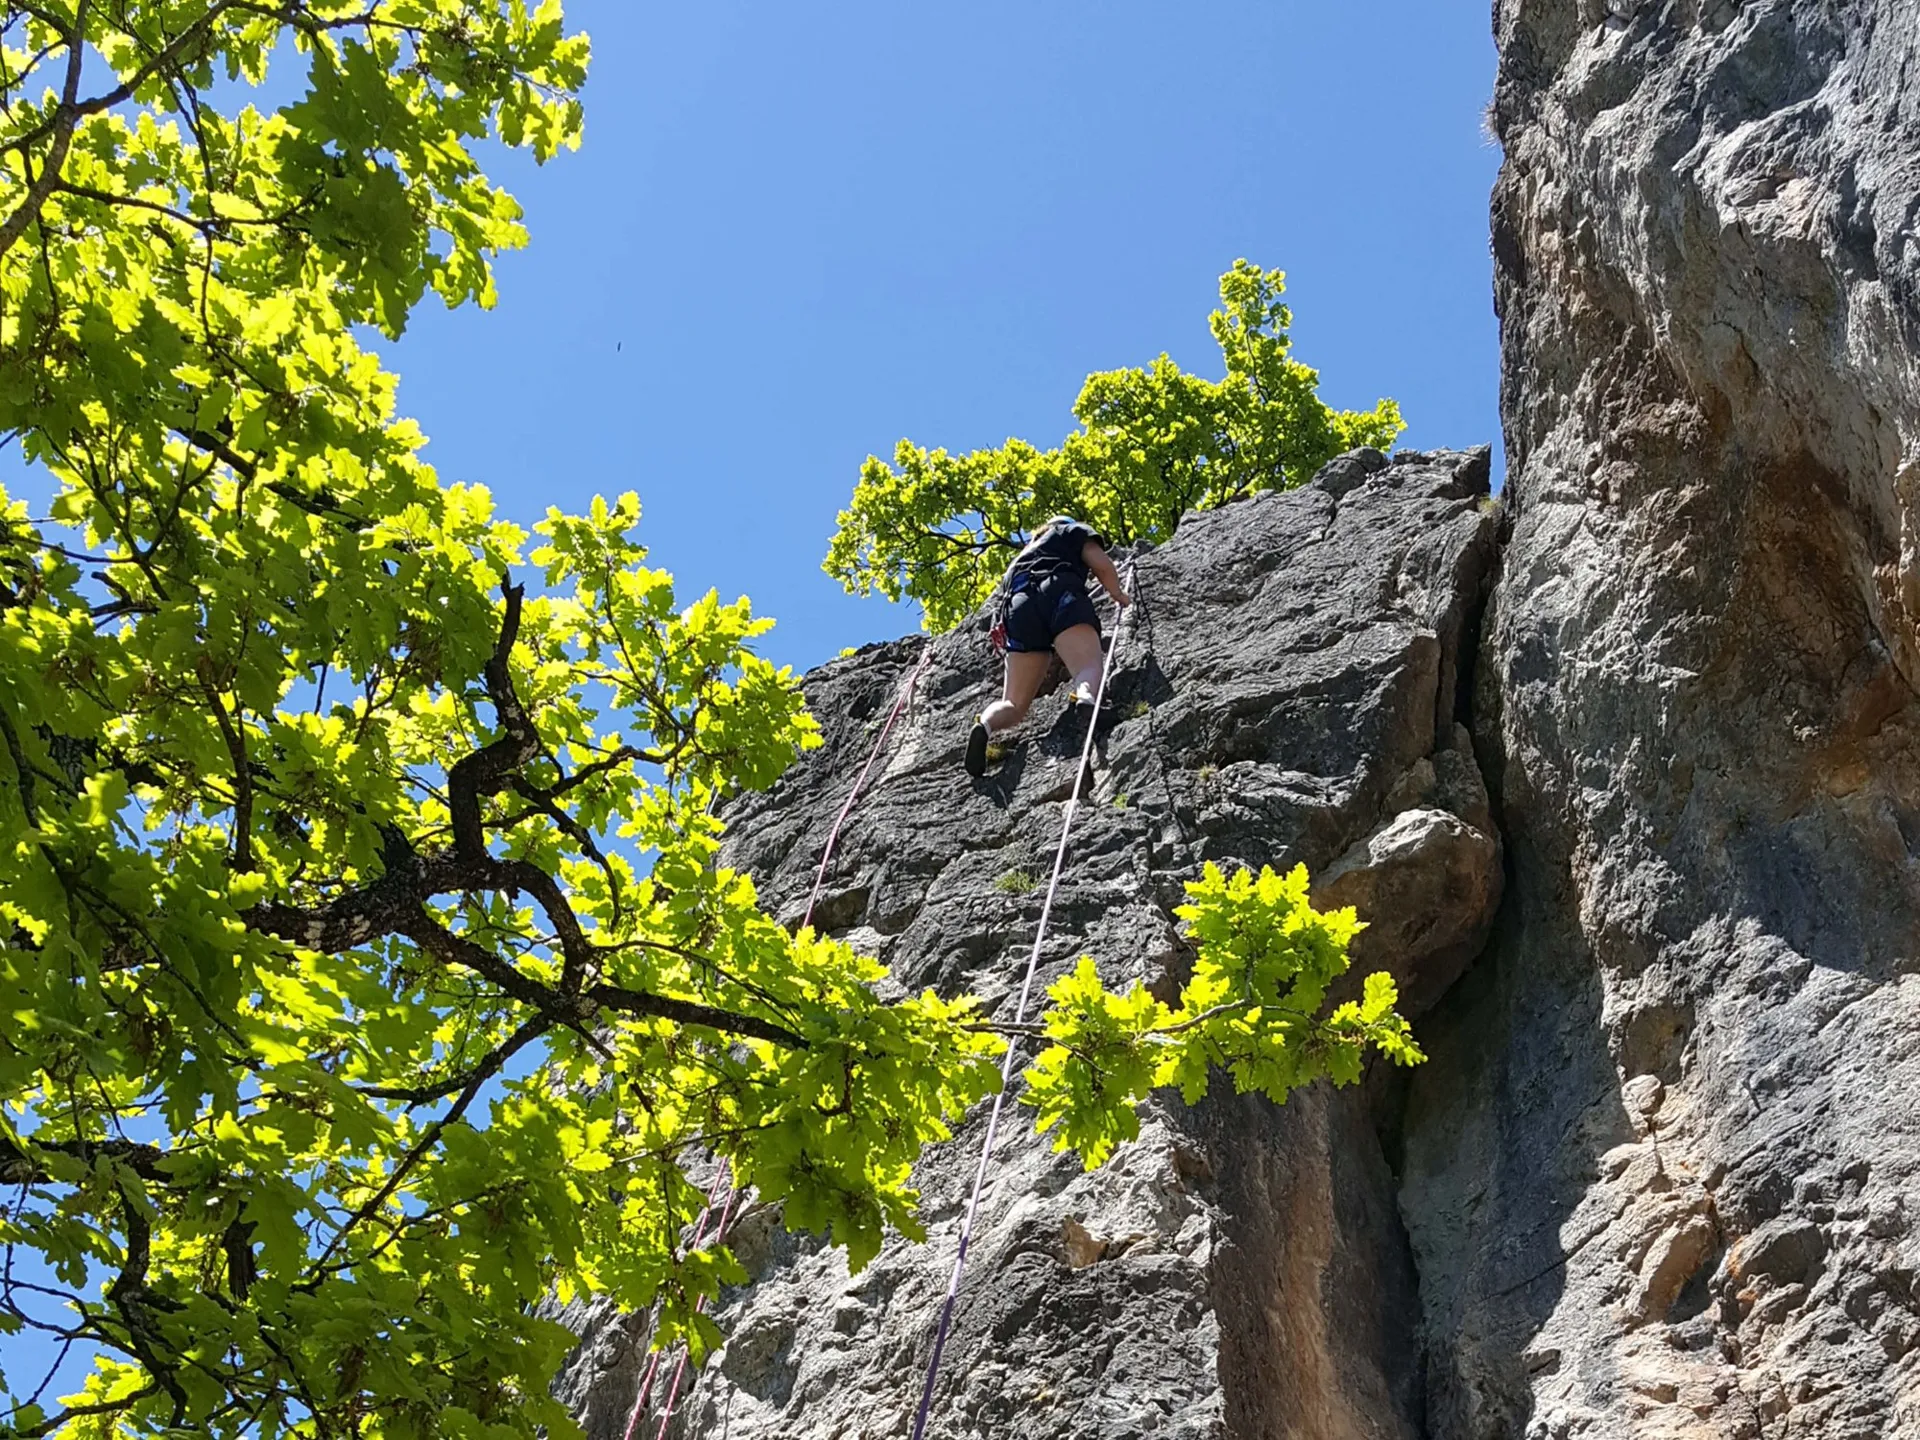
[1000, 518, 1107, 653]
[1005, 518, 1104, 593]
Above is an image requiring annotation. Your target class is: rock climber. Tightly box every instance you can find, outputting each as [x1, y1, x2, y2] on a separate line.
[965, 515, 1130, 777]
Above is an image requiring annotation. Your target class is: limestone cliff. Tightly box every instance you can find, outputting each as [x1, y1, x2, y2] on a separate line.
[560, 2, 1920, 1434]
[1412, 1, 1920, 1435]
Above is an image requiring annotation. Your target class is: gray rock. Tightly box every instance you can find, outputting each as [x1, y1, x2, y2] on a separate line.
[559, 8, 1920, 1434]
[1316, 804, 1502, 1018]
[1729, 1217, 1827, 1293]
[1311, 446, 1391, 499]
[1402, 1, 1920, 1436]
[560, 450, 1502, 1438]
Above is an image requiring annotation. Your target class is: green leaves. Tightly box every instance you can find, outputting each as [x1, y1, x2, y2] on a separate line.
[1022, 863, 1425, 1170]
[823, 262, 1407, 631]
[1025, 959, 1171, 1168]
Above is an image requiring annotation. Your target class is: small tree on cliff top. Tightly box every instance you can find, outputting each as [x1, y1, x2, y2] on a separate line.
[0, 8, 1421, 1436]
[824, 262, 1406, 631]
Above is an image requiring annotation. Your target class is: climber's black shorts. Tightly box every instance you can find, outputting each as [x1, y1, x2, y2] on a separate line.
[1004, 583, 1099, 654]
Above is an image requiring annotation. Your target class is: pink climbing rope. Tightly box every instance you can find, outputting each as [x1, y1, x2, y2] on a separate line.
[625, 643, 934, 1440]
[804, 645, 937, 928]
[646, 1178, 742, 1439]
[908, 570, 1131, 1440]
[619, 1166, 731, 1440]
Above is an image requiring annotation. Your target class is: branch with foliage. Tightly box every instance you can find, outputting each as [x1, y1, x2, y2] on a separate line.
[1021, 863, 1423, 1168]
[0, 6, 1421, 1436]
[823, 261, 1407, 631]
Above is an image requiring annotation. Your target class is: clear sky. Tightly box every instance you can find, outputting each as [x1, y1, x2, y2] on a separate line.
[388, 0, 1503, 674]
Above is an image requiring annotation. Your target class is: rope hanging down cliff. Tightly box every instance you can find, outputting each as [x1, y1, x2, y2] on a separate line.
[620, 642, 935, 1440]
[909, 560, 1134, 1440]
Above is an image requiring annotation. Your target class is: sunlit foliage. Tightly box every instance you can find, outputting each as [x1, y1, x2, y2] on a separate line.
[824, 262, 1406, 631]
[0, 7, 1418, 1436]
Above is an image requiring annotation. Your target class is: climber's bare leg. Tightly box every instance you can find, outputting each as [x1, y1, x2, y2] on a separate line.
[969, 649, 1052, 776]
[981, 650, 1053, 734]
[1052, 624, 1104, 702]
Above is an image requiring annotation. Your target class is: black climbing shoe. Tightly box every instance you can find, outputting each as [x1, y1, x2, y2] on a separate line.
[964, 720, 989, 778]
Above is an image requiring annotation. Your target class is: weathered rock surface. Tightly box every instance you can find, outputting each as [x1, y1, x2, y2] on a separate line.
[562, 9, 1920, 1436]
[560, 448, 1504, 1439]
[1403, 2, 1920, 1436]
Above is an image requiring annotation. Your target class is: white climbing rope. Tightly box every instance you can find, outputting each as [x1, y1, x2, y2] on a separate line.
[908, 561, 1133, 1440]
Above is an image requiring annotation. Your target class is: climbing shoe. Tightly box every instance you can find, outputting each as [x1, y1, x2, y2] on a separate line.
[964, 719, 990, 777]
[1071, 681, 1097, 706]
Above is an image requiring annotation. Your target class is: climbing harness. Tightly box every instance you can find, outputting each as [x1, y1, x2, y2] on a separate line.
[986, 517, 1107, 655]
[620, 642, 935, 1440]
[907, 562, 1133, 1440]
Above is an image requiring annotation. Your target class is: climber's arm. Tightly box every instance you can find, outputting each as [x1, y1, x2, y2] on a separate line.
[1084, 541, 1130, 608]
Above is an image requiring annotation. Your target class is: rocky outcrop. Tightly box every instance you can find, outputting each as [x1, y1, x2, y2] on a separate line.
[1404, 2, 1920, 1436]
[559, 448, 1504, 1439]
[562, 8, 1920, 1436]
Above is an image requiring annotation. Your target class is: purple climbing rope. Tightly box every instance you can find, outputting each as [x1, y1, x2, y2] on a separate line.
[908, 570, 1131, 1440]
[625, 643, 934, 1439]
[646, 1178, 742, 1440]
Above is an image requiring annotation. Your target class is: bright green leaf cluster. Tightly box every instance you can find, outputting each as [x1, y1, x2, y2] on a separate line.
[1022, 957, 1172, 1169]
[823, 261, 1407, 631]
[1024, 863, 1425, 1169]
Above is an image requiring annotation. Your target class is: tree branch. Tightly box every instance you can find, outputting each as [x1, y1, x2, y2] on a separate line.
[0, 1136, 171, 1187]
[440, 582, 613, 992]
[529, 743, 649, 798]
[586, 983, 805, 1049]
[237, 583, 812, 1107]
[0, 0, 86, 267]
[247, 866, 812, 1052]
[445, 581, 535, 859]
[498, 780, 625, 924]
[1, 0, 241, 162]
[307, 1009, 553, 1272]
[195, 656, 253, 871]
[174, 426, 377, 532]
[54, 177, 312, 233]
[6, 1384, 162, 1440]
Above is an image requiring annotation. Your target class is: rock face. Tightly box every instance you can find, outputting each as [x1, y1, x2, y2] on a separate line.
[565, 6, 1920, 1435]
[560, 448, 1505, 1439]
[1406, 1, 1920, 1436]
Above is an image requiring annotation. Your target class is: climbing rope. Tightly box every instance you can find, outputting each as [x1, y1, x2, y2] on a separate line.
[1122, 565, 1189, 848]
[622, 642, 935, 1440]
[803, 644, 936, 928]
[907, 563, 1133, 1440]
[619, 1167, 731, 1440]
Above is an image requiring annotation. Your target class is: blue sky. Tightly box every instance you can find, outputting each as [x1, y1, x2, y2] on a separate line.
[390, 0, 1503, 674]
